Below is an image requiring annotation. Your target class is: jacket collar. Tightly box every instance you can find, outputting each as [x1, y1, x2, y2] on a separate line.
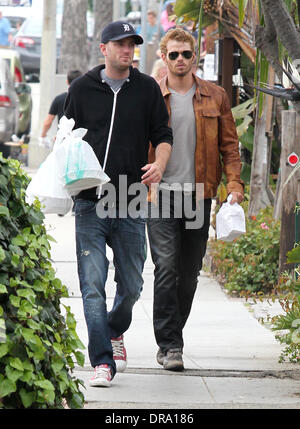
[159, 73, 211, 99]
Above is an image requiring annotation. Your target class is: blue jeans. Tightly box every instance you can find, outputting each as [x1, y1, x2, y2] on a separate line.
[75, 199, 146, 376]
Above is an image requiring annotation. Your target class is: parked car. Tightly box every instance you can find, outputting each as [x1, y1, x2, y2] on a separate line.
[11, 10, 94, 78]
[1, 4, 33, 36]
[0, 48, 32, 136]
[11, 14, 62, 76]
[0, 57, 19, 158]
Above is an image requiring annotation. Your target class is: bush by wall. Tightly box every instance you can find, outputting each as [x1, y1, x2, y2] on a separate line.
[0, 155, 85, 409]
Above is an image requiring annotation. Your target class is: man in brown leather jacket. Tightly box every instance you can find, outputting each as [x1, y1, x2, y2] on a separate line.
[147, 27, 244, 371]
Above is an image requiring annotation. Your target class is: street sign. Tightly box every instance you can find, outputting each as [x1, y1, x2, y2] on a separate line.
[287, 152, 299, 167]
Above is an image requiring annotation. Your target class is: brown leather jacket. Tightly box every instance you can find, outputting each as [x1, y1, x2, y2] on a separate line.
[148, 73, 244, 199]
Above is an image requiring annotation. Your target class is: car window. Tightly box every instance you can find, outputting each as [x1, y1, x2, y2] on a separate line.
[20, 16, 62, 38]
[6, 16, 26, 30]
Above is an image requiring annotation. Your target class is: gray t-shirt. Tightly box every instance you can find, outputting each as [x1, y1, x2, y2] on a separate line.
[160, 84, 196, 192]
[100, 69, 128, 92]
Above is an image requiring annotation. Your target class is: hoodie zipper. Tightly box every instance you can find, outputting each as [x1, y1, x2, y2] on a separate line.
[97, 87, 121, 198]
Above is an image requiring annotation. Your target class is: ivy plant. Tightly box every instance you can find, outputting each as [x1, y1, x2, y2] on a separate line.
[0, 155, 85, 409]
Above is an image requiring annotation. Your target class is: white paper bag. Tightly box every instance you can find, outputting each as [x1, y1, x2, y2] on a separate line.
[216, 194, 246, 241]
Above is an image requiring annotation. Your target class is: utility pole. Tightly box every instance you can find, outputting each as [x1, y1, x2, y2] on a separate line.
[28, 0, 57, 168]
[113, 0, 120, 21]
[139, 0, 148, 73]
[279, 110, 300, 274]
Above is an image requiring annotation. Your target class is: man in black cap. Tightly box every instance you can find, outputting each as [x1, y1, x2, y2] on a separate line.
[64, 21, 173, 387]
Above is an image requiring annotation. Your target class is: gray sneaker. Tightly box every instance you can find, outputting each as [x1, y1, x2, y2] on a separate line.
[163, 348, 184, 371]
[156, 348, 165, 365]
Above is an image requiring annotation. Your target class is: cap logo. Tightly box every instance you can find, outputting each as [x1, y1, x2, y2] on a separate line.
[123, 24, 130, 32]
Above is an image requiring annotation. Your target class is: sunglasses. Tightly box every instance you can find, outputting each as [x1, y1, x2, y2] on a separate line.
[168, 50, 193, 60]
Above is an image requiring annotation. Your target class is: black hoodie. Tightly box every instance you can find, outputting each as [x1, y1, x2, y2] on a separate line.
[64, 64, 173, 202]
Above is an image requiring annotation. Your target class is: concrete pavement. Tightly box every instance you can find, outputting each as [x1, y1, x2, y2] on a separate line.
[41, 210, 300, 410]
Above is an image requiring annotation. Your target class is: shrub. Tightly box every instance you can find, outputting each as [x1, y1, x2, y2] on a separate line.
[0, 155, 85, 409]
[209, 204, 280, 295]
[271, 245, 300, 363]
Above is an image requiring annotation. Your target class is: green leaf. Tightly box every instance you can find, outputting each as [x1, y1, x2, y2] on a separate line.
[0, 205, 9, 217]
[26, 248, 38, 260]
[34, 379, 55, 391]
[0, 174, 8, 187]
[9, 357, 24, 371]
[238, 0, 249, 26]
[32, 224, 42, 236]
[0, 379, 16, 398]
[17, 288, 35, 300]
[9, 295, 21, 307]
[67, 392, 84, 409]
[0, 343, 8, 358]
[0, 246, 5, 262]
[19, 388, 35, 408]
[287, 245, 300, 264]
[5, 365, 23, 382]
[11, 236, 26, 246]
[20, 370, 34, 384]
[46, 234, 57, 243]
[11, 253, 20, 267]
[74, 351, 85, 367]
[51, 356, 64, 374]
[0, 284, 7, 294]
[32, 279, 45, 292]
[174, 0, 200, 19]
[26, 319, 41, 331]
[22, 360, 34, 371]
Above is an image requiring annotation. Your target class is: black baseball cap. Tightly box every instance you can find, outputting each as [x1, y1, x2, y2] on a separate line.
[101, 21, 144, 45]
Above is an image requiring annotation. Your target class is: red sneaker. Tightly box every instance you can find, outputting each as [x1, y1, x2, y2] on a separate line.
[111, 335, 127, 372]
[89, 364, 112, 387]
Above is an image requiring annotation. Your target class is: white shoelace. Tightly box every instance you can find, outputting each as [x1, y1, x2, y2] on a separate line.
[111, 338, 124, 357]
[95, 365, 111, 379]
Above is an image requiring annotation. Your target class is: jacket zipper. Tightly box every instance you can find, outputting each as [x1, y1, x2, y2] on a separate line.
[97, 87, 121, 198]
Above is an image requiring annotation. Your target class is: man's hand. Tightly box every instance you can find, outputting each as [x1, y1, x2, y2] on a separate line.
[141, 161, 163, 185]
[229, 191, 244, 205]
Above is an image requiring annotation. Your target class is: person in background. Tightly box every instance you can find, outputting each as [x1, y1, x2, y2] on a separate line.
[147, 28, 244, 372]
[132, 54, 140, 69]
[151, 57, 167, 82]
[0, 11, 12, 48]
[160, 2, 176, 33]
[137, 10, 164, 43]
[40, 70, 83, 141]
[40, 69, 82, 217]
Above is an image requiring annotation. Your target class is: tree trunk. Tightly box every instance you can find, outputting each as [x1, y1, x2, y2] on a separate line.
[58, 0, 89, 74]
[248, 104, 273, 217]
[89, 0, 113, 69]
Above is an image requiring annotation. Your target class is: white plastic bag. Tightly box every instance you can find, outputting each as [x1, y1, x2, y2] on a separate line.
[25, 151, 73, 215]
[216, 194, 246, 241]
[54, 116, 110, 196]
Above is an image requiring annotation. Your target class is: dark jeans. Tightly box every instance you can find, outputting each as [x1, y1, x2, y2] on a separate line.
[147, 193, 212, 352]
[75, 199, 146, 376]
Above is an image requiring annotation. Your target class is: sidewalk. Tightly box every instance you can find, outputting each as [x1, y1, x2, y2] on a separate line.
[44, 211, 300, 410]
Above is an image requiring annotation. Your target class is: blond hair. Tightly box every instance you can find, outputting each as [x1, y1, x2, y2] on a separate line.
[160, 28, 195, 55]
[151, 58, 167, 82]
